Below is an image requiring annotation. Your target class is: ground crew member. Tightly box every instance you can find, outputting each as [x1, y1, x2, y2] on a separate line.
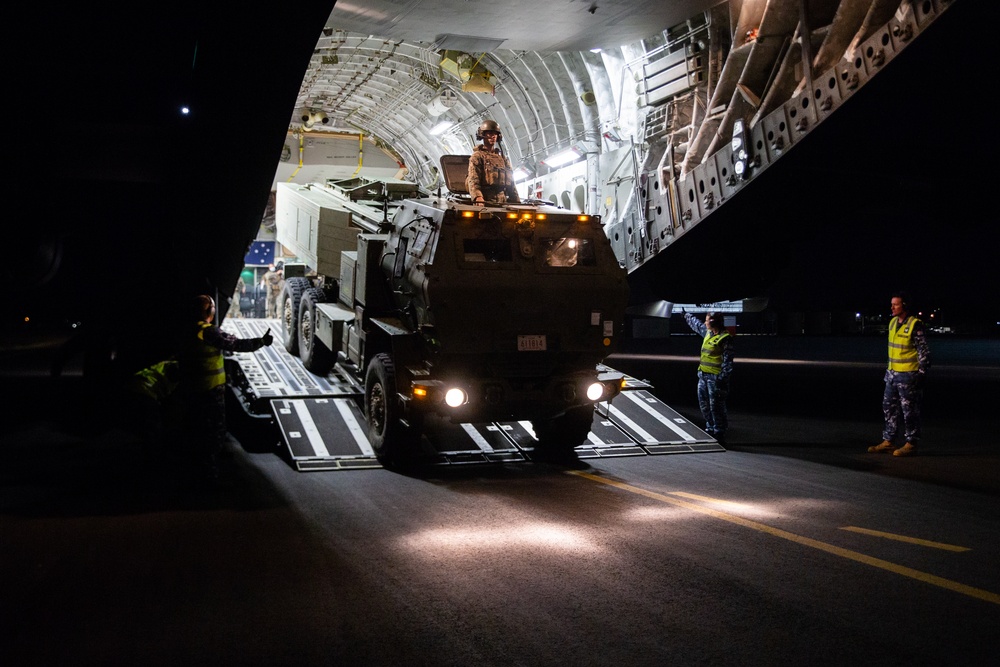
[124, 358, 181, 444]
[178, 294, 273, 482]
[467, 119, 520, 205]
[682, 309, 734, 444]
[868, 291, 931, 457]
[263, 264, 283, 318]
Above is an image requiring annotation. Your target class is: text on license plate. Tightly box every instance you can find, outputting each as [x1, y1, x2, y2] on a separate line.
[517, 335, 547, 351]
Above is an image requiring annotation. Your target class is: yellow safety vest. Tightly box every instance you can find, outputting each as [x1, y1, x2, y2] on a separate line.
[888, 315, 921, 372]
[189, 321, 226, 391]
[698, 331, 730, 375]
[132, 360, 179, 400]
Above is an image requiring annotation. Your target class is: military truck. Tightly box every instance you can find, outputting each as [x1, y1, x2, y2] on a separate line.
[271, 157, 629, 465]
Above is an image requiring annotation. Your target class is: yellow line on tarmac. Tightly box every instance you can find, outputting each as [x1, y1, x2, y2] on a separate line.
[670, 491, 746, 507]
[840, 526, 971, 552]
[569, 470, 999, 605]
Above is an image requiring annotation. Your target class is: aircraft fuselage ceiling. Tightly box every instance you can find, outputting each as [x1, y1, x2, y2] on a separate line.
[8, 0, 987, 352]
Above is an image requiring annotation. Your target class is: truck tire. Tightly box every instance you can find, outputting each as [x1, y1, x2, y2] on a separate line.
[279, 277, 309, 354]
[531, 405, 594, 462]
[365, 353, 421, 467]
[298, 287, 334, 375]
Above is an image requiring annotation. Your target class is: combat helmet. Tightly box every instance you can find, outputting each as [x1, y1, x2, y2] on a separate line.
[476, 119, 502, 141]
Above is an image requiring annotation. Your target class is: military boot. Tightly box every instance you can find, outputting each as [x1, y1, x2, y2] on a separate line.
[868, 440, 894, 453]
[893, 442, 917, 457]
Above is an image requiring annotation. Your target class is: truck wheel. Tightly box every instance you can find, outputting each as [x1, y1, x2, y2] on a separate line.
[298, 287, 334, 375]
[531, 405, 594, 462]
[365, 353, 421, 467]
[279, 277, 308, 354]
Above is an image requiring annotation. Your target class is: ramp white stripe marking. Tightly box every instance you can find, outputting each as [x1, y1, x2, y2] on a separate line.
[292, 400, 329, 457]
[623, 391, 696, 441]
[606, 404, 656, 443]
[334, 400, 375, 457]
[461, 423, 494, 452]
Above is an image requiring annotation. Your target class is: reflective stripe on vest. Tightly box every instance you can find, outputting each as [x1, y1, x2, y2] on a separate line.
[192, 321, 226, 391]
[888, 315, 920, 372]
[698, 331, 730, 374]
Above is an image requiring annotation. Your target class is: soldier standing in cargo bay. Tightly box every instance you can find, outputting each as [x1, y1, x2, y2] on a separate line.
[467, 119, 520, 205]
[263, 263, 283, 318]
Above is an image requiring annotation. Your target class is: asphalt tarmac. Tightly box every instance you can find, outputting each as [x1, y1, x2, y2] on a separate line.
[1, 332, 998, 665]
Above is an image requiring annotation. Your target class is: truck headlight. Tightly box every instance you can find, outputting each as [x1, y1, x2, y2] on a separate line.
[586, 376, 625, 402]
[444, 387, 468, 407]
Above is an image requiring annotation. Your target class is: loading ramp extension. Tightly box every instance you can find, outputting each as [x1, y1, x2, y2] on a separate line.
[223, 319, 723, 471]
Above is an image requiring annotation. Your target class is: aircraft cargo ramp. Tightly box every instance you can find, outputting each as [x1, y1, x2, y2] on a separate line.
[224, 319, 722, 471]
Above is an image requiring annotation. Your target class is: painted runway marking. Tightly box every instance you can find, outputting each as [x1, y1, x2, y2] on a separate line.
[670, 491, 745, 507]
[569, 471, 999, 605]
[840, 526, 970, 552]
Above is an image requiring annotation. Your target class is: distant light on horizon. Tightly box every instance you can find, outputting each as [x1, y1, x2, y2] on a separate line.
[180, 105, 190, 115]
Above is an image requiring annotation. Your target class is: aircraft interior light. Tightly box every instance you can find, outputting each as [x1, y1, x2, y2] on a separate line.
[430, 120, 454, 135]
[541, 146, 583, 168]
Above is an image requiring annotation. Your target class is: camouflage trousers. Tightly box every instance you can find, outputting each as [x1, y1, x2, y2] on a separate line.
[882, 369, 924, 444]
[696, 371, 729, 440]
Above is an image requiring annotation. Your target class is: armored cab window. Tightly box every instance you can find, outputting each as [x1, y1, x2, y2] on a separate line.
[463, 238, 514, 262]
[542, 237, 595, 267]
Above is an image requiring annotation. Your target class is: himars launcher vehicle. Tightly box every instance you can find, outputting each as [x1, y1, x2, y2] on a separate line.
[254, 155, 630, 465]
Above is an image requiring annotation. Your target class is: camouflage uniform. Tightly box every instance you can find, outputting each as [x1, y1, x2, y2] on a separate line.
[467, 145, 520, 204]
[263, 268, 282, 318]
[882, 317, 931, 445]
[684, 312, 734, 442]
[227, 277, 245, 319]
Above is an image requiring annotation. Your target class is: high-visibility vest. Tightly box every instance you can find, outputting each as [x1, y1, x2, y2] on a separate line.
[132, 360, 179, 400]
[888, 315, 921, 372]
[698, 331, 731, 375]
[188, 321, 226, 391]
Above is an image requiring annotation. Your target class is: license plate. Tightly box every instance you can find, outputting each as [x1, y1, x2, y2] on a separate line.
[517, 335, 547, 351]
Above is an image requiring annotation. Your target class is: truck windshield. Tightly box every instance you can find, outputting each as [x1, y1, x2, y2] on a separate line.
[463, 238, 513, 262]
[542, 237, 595, 267]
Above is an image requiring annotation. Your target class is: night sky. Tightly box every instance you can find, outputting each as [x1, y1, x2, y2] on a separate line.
[755, 1, 992, 328]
